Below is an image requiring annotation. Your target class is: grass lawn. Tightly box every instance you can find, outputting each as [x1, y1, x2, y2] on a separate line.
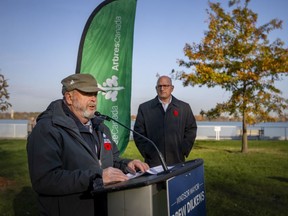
[0, 139, 287, 215]
[184, 140, 288, 216]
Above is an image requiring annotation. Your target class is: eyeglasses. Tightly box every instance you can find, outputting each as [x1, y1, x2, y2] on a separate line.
[156, 85, 171, 89]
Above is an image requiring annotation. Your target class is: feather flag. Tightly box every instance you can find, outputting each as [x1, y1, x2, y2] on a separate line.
[76, 0, 137, 153]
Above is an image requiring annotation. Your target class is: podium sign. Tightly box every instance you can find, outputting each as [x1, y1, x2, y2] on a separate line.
[167, 164, 206, 216]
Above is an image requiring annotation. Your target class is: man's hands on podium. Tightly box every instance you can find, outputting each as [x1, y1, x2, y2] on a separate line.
[127, 159, 149, 174]
[102, 160, 149, 185]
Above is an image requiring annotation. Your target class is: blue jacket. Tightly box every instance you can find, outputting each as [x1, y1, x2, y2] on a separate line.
[27, 99, 130, 216]
[133, 96, 197, 167]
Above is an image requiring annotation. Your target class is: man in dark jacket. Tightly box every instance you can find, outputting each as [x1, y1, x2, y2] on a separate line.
[133, 75, 197, 167]
[27, 73, 149, 216]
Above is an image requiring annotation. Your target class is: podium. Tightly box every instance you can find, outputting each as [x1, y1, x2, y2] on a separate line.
[92, 158, 206, 216]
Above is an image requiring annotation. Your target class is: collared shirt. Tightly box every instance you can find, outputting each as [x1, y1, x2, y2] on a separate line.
[84, 120, 93, 133]
[83, 120, 99, 156]
[158, 96, 172, 112]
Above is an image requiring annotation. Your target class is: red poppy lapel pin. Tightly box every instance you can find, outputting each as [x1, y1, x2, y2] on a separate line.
[103, 134, 112, 150]
[104, 140, 112, 150]
[173, 110, 179, 117]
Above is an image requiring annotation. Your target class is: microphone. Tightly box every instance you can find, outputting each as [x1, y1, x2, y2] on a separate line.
[94, 111, 169, 173]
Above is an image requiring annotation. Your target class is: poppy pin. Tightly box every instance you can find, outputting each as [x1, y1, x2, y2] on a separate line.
[103, 139, 112, 151]
[173, 110, 179, 117]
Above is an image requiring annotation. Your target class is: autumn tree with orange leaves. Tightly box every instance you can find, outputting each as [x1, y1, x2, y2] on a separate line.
[173, 0, 288, 153]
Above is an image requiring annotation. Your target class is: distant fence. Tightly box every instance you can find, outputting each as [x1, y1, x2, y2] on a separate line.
[129, 124, 287, 141]
[196, 125, 288, 141]
[1, 123, 287, 141]
[0, 123, 28, 138]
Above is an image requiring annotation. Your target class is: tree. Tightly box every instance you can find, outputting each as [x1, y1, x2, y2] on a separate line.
[173, 0, 288, 152]
[0, 74, 12, 112]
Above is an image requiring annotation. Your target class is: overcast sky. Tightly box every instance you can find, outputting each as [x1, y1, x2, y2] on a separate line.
[1, 0, 287, 115]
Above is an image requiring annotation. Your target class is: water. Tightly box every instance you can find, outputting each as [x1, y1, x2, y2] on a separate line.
[0, 119, 28, 124]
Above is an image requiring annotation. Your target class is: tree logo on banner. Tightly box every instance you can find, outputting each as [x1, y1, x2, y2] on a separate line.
[99, 75, 125, 102]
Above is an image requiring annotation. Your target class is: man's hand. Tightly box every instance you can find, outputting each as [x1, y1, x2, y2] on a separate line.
[102, 167, 128, 185]
[127, 159, 149, 174]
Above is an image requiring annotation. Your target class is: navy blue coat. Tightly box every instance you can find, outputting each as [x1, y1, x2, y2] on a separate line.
[27, 100, 130, 216]
[133, 96, 197, 167]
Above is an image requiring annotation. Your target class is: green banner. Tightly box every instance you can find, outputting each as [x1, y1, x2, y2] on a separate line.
[76, 0, 137, 153]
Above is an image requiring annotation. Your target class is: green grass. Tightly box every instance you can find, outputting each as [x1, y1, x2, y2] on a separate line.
[0, 139, 38, 216]
[194, 140, 288, 216]
[1, 139, 287, 216]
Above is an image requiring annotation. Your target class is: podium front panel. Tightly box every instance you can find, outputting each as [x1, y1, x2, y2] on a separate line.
[107, 183, 167, 216]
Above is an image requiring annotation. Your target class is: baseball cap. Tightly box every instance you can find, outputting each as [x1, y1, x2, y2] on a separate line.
[61, 73, 104, 94]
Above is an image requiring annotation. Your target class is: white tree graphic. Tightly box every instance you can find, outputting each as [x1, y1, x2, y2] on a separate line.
[98, 75, 124, 102]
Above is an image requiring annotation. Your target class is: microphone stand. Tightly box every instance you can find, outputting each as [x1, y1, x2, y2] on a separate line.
[95, 112, 169, 173]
